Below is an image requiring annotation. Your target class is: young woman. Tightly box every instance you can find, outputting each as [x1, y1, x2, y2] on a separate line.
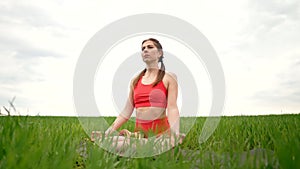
[92, 38, 185, 153]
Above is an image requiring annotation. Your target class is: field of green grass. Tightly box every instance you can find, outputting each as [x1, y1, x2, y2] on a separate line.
[0, 114, 299, 169]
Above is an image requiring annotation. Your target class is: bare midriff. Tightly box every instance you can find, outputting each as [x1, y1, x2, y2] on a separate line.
[136, 107, 167, 121]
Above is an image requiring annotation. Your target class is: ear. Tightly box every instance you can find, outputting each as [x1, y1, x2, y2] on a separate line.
[158, 50, 163, 57]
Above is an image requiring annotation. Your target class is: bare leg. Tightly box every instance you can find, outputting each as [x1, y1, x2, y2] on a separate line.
[91, 131, 186, 156]
[153, 133, 186, 153]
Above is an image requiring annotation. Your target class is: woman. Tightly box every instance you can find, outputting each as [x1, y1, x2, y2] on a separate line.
[92, 38, 185, 153]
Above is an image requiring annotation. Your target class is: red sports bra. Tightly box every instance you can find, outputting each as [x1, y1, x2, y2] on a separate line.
[133, 77, 168, 108]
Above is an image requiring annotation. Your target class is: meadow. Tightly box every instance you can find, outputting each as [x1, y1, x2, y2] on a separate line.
[0, 114, 299, 169]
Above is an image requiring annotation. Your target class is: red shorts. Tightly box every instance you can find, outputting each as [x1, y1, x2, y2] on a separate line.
[134, 117, 171, 138]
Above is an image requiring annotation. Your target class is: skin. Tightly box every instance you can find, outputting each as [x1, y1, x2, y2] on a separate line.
[91, 40, 184, 153]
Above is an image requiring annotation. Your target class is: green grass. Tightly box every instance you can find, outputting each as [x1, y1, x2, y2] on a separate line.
[0, 114, 299, 169]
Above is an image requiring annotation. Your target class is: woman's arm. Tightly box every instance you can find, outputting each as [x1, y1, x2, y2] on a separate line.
[109, 97, 134, 131]
[166, 73, 180, 135]
[105, 80, 135, 135]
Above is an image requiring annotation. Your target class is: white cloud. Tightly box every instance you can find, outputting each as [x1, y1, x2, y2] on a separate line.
[219, 0, 300, 115]
[0, 0, 299, 116]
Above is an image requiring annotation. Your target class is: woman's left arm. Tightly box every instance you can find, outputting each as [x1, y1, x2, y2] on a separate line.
[166, 73, 180, 135]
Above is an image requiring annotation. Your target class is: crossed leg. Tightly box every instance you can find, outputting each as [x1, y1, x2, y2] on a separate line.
[91, 131, 185, 156]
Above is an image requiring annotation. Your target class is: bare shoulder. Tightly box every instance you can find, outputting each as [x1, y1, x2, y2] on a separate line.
[165, 71, 177, 81]
[130, 73, 140, 88]
[131, 74, 138, 83]
[164, 71, 178, 85]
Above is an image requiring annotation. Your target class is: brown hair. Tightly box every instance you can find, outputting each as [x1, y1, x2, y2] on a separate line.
[132, 38, 166, 88]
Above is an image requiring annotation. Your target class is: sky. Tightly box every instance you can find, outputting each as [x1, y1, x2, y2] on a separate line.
[0, 0, 299, 116]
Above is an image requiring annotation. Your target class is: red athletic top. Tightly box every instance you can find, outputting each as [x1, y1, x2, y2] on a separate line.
[133, 77, 168, 108]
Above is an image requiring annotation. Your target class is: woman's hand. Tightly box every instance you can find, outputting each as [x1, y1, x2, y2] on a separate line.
[177, 133, 186, 144]
[119, 129, 132, 137]
[104, 126, 116, 136]
[170, 133, 186, 147]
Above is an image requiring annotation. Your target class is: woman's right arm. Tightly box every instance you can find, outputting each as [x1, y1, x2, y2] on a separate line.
[105, 80, 135, 135]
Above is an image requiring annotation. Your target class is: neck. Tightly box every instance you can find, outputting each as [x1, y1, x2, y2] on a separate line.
[144, 67, 159, 77]
[145, 61, 159, 69]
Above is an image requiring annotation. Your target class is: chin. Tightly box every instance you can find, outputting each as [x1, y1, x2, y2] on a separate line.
[143, 58, 150, 62]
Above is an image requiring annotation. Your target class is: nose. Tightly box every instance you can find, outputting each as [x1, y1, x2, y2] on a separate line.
[143, 48, 149, 53]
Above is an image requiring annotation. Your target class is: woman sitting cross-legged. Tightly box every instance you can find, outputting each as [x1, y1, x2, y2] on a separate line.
[91, 38, 185, 156]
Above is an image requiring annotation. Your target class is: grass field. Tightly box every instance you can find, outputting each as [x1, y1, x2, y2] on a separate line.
[0, 114, 299, 169]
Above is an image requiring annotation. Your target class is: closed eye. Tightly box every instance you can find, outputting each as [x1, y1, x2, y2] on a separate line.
[141, 45, 154, 51]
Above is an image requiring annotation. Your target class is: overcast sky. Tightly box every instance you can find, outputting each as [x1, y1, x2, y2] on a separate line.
[0, 0, 299, 116]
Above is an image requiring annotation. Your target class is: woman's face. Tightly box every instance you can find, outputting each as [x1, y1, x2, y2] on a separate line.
[141, 40, 162, 63]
